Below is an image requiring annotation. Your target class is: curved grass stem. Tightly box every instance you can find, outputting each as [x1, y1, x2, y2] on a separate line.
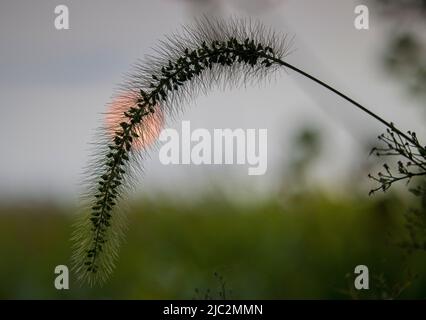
[266, 56, 420, 148]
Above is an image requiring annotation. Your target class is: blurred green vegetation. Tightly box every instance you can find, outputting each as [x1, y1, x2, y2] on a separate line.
[1, 191, 425, 299]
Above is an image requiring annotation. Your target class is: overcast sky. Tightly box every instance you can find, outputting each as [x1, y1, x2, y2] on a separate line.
[0, 0, 424, 204]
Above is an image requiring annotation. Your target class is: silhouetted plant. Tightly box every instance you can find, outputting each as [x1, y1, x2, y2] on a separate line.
[369, 128, 426, 195]
[193, 272, 231, 300]
[73, 17, 425, 285]
[367, 128, 426, 293]
[398, 183, 426, 252]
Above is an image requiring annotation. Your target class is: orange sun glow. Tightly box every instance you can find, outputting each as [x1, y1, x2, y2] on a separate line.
[105, 92, 164, 151]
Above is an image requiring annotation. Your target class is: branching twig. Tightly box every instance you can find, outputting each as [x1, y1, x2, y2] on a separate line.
[368, 128, 426, 195]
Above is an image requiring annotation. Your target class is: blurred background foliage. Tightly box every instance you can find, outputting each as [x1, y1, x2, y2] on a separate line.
[1, 0, 426, 299]
[1, 189, 426, 299]
[372, 0, 426, 102]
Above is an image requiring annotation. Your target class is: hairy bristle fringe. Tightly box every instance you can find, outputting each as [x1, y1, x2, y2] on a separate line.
[72, 16, 294, 285]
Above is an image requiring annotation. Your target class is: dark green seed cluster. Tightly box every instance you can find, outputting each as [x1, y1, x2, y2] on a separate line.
[84, 38, 278, 273]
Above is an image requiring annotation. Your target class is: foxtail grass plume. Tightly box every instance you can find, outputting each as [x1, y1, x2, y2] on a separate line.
[72, 16, 293, 285]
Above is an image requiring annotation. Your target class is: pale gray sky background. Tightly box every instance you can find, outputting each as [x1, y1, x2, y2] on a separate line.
[0, 0, 424, 204]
